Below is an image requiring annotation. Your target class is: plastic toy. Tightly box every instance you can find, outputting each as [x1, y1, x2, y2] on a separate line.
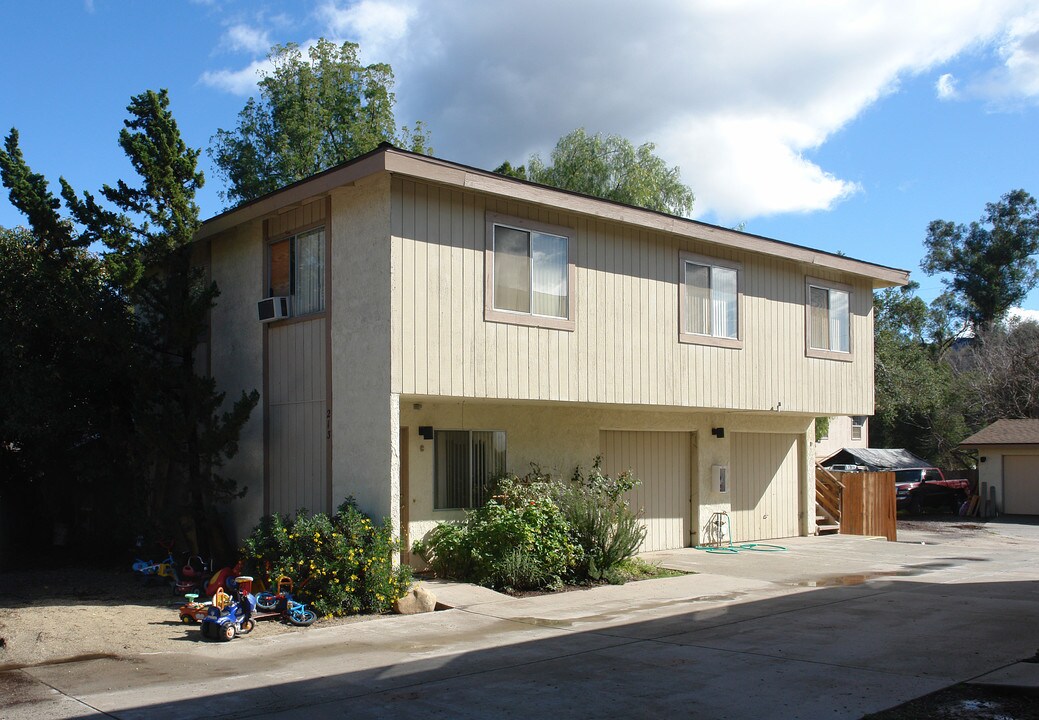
[204, 561, 243, 596]
[132, 551, 179, 587]
[200, 581, 256, 641]
[255, 577, 316, 627]
[178, 593, 211, 624]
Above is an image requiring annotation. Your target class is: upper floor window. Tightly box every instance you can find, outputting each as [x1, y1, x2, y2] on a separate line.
[268, 227, 325, 317]
[434, 429, 507, 510]
[805, 278, 851, 360]
[679, 252, 742, 349]
[485, 213, 575, 331]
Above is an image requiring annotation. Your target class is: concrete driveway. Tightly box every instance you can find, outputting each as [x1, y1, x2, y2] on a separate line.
[4, 518, 1039, 719]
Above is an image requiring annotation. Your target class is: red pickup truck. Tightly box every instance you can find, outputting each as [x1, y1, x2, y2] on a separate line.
[894, 468, 970, 514]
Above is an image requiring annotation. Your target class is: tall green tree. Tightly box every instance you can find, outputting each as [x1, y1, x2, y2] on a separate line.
[210, 39, 431, 206]
[871, 283, 968, 466]
[495, 128, 694, 216]
[67, 90, 258, 556]
[0, 131, 135, 558]
[921, 189, 1039, 333]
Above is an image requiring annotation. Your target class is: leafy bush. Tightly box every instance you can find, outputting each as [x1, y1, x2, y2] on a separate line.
[607, 557, 685, 583]
[413, 476, 579, 591]
[558, 457, 646, 580]
[241, 498, 412, 617]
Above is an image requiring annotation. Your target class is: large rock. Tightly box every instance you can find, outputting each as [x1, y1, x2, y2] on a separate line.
[393, 585, 437, 615]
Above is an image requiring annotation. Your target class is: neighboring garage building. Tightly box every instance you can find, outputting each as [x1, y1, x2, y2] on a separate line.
[961, 420, 1039, 515]
[196, 145, 908, 556]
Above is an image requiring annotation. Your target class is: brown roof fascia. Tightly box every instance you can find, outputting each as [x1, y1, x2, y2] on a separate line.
[198, 145, 910, 287]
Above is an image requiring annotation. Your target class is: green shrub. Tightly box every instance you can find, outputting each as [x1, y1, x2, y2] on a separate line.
[414, 476, 578, 591]
[559, 456, 646, 581]
[412, 522, 471, 579]
[414, 458, 648, 592]
[241, 498, 412, 617]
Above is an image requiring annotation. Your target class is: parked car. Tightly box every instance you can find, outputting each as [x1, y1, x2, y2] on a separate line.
[895, 468, 969, 514]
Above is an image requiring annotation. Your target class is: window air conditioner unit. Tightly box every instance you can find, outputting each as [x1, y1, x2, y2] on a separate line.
[258, 297, 290, 322]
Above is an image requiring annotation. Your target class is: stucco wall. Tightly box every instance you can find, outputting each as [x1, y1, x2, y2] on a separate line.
[399, 399, 814, 554]
[329, 174, 399, 525]
[974, 446, 1039, 513]
[207, 221, 266, 540]
[815, 415, 868, 460]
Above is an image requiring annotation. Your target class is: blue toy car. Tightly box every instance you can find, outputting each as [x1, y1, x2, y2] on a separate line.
[200, 587, 256, 641]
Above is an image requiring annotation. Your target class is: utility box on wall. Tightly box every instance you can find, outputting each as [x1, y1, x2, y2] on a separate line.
[712, 464, 728, 493]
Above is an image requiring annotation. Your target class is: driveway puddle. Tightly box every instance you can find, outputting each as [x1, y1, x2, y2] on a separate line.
[794, 561, 956, 587]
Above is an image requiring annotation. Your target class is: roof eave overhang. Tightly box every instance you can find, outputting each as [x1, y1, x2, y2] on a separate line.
[197, 147, 910, 288]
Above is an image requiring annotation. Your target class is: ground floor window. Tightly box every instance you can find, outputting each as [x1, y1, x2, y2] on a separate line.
[434, 430, 507, 510]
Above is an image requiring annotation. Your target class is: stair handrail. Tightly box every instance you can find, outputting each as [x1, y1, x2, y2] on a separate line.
[815, 463, 844, 525]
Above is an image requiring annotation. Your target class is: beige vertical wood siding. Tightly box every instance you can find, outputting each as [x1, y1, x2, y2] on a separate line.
[266, 200, 327, 239]
[268, 317, 328, 516]
[729, 432, 800, 542]
[600, 430, 692, 552]
[391, 177, 874, 415]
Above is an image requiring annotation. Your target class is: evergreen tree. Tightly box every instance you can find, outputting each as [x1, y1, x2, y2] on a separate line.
[922, 189, 1039, 333]
[66, 90, 258, 556]
[0, 131, 134, 557]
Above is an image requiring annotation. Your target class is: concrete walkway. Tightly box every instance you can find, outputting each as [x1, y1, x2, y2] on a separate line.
[4, 518, 1039, 719]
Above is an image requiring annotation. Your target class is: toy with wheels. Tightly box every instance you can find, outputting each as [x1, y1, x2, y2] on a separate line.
[254, 576, 315, 626]
[179, 593, 212, 624]
[284, 600, 317, 627]
[200, 584, 256, 642]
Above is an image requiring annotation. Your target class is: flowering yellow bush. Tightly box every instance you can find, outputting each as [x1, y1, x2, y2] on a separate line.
[242, 498, 411, 616]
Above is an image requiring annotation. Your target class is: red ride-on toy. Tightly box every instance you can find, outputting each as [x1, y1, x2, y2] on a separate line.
[179, 593, 211, 624]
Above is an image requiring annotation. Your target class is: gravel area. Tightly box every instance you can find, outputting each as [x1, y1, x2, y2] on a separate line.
[0, 567, 365, 670]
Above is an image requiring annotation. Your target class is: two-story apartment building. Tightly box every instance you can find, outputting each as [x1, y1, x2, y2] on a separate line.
[196, 145, 908, 556]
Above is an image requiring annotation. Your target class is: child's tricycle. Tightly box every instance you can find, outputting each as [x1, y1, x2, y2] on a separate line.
[200, 578, 256, 642]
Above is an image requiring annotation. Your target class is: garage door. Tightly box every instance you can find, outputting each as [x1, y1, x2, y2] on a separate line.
[600, 431, 693, 552]
[1004, 455, 1039, 515]
[730, 433, 800, 542]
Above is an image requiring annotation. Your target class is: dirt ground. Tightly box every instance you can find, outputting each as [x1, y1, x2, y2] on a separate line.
[0, 567, 367, 671]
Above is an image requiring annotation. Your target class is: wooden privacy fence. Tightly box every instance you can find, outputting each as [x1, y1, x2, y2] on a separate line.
[837, 471, 897, 541]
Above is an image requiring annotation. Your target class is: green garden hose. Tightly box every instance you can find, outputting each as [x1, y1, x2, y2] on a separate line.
[694, 542, 787, 554]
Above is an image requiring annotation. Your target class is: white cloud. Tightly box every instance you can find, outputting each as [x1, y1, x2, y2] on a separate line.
[1009, 307, 1039, 323]
[225, 24, 272, 55]
[316, 0, 415, 62]
[199, 0, 1038, 219]
[200, 58, 273, 96]
[936, 73, 959, 99]
[994, 7, 1039, 98]
[384, 1, 1028, 220]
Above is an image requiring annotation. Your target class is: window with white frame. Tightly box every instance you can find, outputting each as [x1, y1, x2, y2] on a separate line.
[434, 430, 507, 510]
[268, 227, 325, 316]
[806, 278, 851, 359]
[851, 416, 866, 442]
[485, 213, 574, 331]
[679, 252, 742, 348]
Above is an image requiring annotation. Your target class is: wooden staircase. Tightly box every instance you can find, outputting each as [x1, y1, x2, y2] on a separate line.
[815, 464, 843, 535]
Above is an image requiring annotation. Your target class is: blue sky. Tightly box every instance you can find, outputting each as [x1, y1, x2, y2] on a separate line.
[3, 1, 1039, 314]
